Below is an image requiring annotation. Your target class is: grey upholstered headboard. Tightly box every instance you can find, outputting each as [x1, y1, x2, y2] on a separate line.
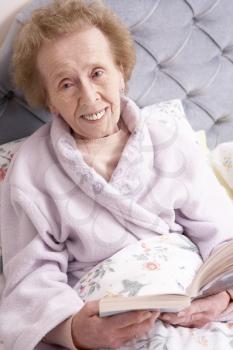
[0, 0, 233, 149]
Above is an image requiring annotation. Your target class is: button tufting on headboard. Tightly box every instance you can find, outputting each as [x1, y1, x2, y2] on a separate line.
[1, 90, 14, 102]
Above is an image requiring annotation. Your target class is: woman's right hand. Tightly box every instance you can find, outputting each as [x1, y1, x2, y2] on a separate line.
[71, 300, 159, 349]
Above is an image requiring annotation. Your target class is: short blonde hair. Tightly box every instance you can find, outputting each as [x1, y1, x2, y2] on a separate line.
[12, 0, 136, 108]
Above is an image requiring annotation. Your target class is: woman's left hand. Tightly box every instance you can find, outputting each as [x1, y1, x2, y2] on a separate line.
[159, 291, 230, 328]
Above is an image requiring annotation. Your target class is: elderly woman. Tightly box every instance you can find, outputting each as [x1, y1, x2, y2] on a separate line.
[0, 0, 233, 349]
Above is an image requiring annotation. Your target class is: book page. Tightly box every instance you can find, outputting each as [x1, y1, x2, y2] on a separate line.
[100, 294, 191, 317]
[198, 270, 233, 297]
[187, 240, 233, 297]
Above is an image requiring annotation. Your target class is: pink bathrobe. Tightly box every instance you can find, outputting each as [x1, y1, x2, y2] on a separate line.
[1, 97, 233, 350]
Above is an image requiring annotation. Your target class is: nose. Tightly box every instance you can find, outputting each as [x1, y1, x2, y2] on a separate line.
[79, 80, 99, 105]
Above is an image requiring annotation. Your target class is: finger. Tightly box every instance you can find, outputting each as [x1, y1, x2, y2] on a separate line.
[103, 314, 157, 348]
[169, 312, 210, 327]
[160, 312, 174, 318]
[175, 301, 206, 320]
[181, 318, 210, 328]
[189, 299, 210, 314]
[171, 312, 203, 325]
[84, 300, 100, 316]
[159, 312, 181, 324]
[110, 310, 156, 328]
[177, 299, 222, 321]
[184, 294, 224, 316]
[160, 310, 196, 325]
[120, 313, 158, 342]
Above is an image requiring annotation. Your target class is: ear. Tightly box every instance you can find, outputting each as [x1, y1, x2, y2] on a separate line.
[47, 100, 59, 117]
[50, 107, 59, 117]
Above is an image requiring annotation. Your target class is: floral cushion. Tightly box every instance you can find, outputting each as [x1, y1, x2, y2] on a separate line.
[0, 138, 26, 274]
[0, 138, 26, 181]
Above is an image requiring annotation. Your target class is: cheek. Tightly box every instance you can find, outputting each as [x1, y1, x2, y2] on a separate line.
[105, 81, 121, 106]
[50, 92, 76, 116]
[104, 72, 122, 96]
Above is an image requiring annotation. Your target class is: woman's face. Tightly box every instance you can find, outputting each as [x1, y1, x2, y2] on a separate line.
[37, 27, 125, 139]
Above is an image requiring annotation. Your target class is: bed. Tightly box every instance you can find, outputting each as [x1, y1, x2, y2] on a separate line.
[0, 0, 233, 349]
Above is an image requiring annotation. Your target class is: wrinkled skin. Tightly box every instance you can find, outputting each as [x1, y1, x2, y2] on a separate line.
[160, 291, 230, 328]
[71, 300, 160, 349]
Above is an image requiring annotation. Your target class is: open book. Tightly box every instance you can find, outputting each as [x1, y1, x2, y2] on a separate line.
[75, 234, 233, 317]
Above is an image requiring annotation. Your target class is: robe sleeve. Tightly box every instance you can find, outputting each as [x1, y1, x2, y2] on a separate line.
[174, 114, 233, 261]
[0, 183, 83, 350]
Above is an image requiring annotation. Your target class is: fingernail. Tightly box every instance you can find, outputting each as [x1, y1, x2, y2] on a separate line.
[162, 315, 170, 321]
[142, 311, 152, 319]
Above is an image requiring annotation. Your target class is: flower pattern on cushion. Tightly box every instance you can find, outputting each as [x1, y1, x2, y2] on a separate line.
[76, 233, 202, 303]
[0, 168, 6, 181]
[0, 138, 26, 182]
[0, 138, 26, 275]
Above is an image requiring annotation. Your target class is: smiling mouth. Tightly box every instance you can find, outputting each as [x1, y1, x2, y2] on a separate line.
[81, 108, 106, 121]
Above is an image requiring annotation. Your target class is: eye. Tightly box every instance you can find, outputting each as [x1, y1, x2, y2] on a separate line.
[62, 82, 73, 90]
[92, 69, 104, 79]
[58, 79, 74, 90]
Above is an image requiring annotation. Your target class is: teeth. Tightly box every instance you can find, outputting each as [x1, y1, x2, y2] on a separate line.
[82, 109, 105, 121]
